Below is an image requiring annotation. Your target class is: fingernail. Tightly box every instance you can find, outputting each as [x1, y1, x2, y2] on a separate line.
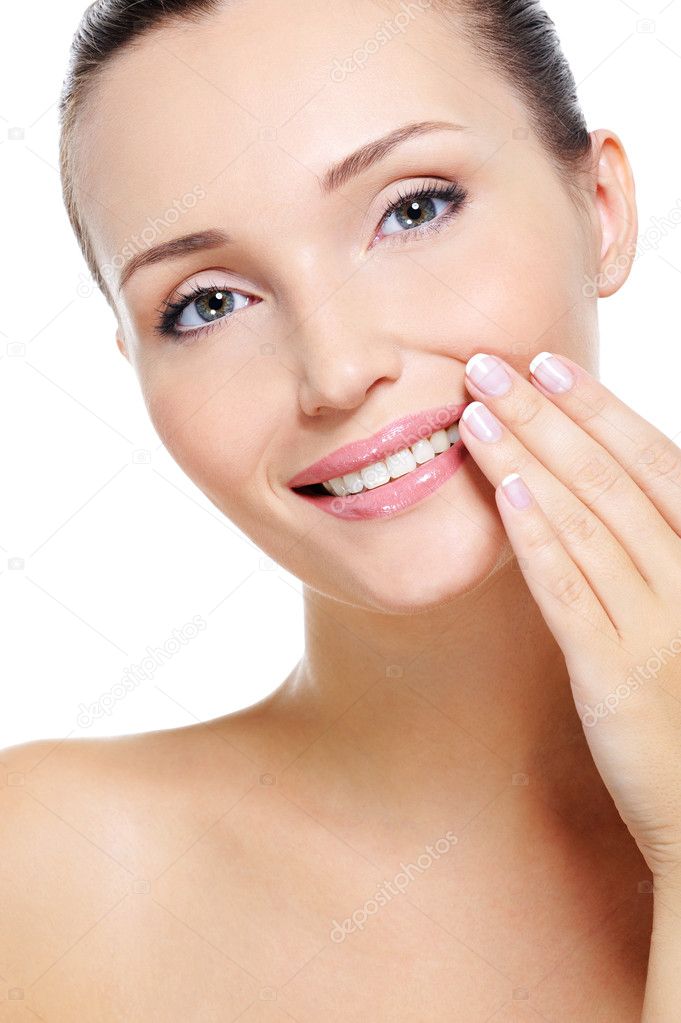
[466, 353, 512, 396]
[461, 401, 503, 442]
[501, 473, 532, 510]
[529, 352, 575, 393]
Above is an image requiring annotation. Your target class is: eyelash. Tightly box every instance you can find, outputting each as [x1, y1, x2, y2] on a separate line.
[154, 179, 469, 343]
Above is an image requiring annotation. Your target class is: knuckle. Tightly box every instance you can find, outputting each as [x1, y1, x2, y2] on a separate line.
[524, 521, 559, 557]
[552, 572, 587, 610]
[568, 452, 623, 504]
[511, 391, 544, 429]
[636, 438, 681, 487]
[554, 506, 600, 547]
[570, 389, 610, 426]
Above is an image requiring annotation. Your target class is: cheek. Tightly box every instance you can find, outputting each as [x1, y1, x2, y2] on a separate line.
[366, 241, 580, 374]
[141, 368, 253, 494]
[139, 355, 289, 522]
[466, 242, 579, 356]
[428, 214, 586, 365]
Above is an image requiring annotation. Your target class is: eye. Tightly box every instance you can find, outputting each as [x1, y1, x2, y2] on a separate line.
[154, 278, 256, 343]
[375, 179, 469, 246]
[154, 180, 469, 344]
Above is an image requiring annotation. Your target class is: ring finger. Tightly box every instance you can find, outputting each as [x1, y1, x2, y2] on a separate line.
[458, 397, 651, 632]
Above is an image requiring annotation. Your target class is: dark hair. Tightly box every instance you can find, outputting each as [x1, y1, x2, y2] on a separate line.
[58, 0, 593, 309]
[433, 0, 592, 187]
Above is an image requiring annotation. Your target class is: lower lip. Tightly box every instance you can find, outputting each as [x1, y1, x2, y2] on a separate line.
[292, 440, 468, 521]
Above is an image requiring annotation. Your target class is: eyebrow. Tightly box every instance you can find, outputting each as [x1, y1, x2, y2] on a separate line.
[117, 119, 469, 293]
[320, 118, 468, 193]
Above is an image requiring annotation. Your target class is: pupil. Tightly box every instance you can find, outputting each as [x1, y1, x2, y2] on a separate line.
[398, 198, 434, 228]
[197, 290, 230, 320]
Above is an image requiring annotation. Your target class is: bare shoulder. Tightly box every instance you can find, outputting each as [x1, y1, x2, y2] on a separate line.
[0, 700, 287, 880]
[0, 736, 122, 989]
[0, 723, 260, 863]
[0, 725, 259, 988]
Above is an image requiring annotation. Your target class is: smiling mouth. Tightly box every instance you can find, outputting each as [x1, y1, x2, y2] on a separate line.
[293, 420, 462, 498]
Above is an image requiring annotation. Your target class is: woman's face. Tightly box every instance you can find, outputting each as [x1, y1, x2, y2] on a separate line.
[78, 0, 600, 613]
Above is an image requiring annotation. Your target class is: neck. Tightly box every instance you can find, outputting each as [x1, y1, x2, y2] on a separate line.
[277, 553, 619, 834]
[297, 556, 568, 748]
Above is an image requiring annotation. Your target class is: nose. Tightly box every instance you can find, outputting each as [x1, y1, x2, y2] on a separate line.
[293, 300, 404, 418]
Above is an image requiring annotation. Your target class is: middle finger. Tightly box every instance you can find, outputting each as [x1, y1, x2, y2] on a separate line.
[458, 355, 652, 625]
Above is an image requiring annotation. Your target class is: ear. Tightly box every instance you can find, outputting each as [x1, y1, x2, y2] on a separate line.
[116, 332, 130, 361]
[588, 128, 638, 298]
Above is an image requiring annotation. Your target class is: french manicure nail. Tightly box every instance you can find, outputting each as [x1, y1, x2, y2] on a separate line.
[461, 401, 503, 442]
[466, 353, 512, 396]
[529, 352, 575, 393]
[501, 473, 532, 510]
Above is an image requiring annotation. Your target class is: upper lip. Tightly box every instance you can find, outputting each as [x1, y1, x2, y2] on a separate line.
[287, 400, 470, 488]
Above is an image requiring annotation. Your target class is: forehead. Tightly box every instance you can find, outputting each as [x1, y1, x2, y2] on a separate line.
[75, 0, 522, 279]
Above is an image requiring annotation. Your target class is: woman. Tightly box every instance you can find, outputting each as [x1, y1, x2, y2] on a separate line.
[3, 0, 681, 1018]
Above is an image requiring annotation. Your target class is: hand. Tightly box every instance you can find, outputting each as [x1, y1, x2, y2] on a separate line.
[458, 350, 681, 888]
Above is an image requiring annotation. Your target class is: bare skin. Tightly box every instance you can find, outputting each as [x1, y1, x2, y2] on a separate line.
[1, 0, 652, 1018]
[1, 655, 652, 1021]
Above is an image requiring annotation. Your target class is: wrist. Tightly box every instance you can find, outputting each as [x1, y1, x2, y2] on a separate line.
[652, 869, 681, 910]
[641, 885, 681, 1021]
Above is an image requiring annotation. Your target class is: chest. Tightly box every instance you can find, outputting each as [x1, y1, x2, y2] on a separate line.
[27, 867, 651, 1022]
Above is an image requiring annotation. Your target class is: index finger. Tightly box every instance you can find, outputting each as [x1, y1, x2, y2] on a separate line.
[529, 351, 681, 535]
[463, 351, 680, 593]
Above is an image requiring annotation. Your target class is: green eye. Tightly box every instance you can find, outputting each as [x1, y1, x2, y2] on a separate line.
[377, 180, 469, 243]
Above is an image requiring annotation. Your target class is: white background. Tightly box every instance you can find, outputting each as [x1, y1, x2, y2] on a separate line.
[1, 0, 679, 747]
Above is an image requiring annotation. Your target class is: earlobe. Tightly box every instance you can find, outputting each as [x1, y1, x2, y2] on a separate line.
[116, 333, 129, 361]
[589, 128, 638, 298]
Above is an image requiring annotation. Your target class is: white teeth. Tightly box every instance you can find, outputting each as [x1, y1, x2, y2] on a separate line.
[343, 471, 365, 494]
[319, 423, 461, 497]
[386, 448, 417, 478]
[328, 477, 349, 497]
[360, 460, 390, 490]
[410, 438, 436, 464]
[430, 429, 450, 454]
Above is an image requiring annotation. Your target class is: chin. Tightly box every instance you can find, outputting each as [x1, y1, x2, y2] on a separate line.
[357, 538, 509, 616]
[298, 486, 512, 616]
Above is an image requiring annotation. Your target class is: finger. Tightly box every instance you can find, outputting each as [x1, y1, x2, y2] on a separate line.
[493, 470, 619, 658]
[464, 352, 680, 595]
[530, 352, 681, 538]
[459, 399, 651, 631]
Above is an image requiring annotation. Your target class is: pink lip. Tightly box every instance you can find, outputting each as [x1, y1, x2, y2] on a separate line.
[295, 439, 468, 520]
[286, 400, 470, 489]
